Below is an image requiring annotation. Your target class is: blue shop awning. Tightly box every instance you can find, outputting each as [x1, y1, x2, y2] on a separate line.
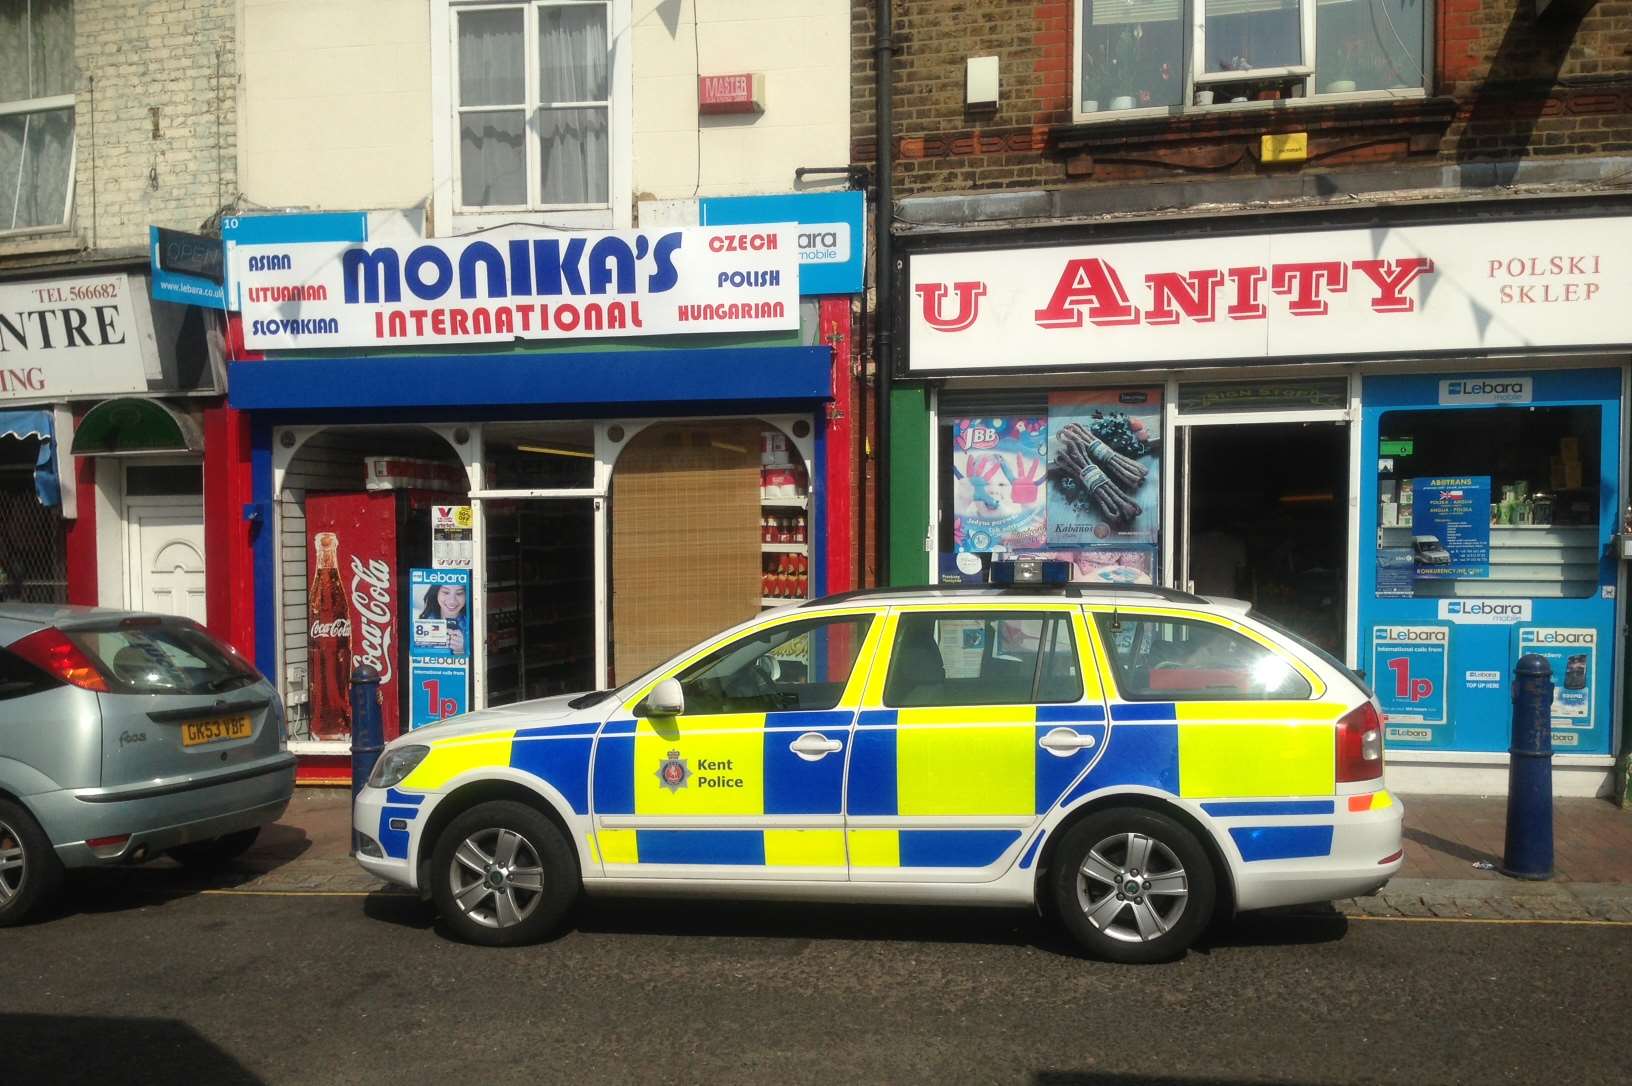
[226, 346, 834, 412]
[0, 409, 60, 507]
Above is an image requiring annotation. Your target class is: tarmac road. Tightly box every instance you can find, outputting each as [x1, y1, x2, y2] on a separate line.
[2, 874, 1628, 1086]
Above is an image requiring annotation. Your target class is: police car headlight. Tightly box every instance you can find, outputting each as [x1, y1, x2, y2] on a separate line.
[369, 745, 429, 789]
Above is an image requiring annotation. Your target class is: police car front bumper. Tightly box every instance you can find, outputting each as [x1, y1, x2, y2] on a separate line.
[352, 785, 421, 891]
[1232, 796, 1406, 912]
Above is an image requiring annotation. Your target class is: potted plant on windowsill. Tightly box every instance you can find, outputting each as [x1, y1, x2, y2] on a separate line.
[1323, 40, 1359, 94]
[1082, 37, 1108, 112]
[1108, 25, 1142, 110]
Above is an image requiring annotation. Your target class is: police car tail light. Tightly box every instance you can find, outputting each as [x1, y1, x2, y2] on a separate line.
[1336, 702, 1384, 783]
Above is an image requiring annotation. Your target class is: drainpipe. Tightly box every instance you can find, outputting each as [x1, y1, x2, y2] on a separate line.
[874, 0, 895, 584]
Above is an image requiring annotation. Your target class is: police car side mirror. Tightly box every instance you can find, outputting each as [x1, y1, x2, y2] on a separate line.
[648, 678, 685, 717]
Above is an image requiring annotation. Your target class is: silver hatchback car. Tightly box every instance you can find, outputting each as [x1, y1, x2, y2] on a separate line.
[0, 605, 295, 925]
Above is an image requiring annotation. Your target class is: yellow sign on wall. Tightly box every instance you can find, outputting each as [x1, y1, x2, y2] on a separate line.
[1261, 132, 1309, 164]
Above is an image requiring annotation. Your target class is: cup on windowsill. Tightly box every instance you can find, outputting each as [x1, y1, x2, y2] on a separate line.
[1194, 90, 1215, 106]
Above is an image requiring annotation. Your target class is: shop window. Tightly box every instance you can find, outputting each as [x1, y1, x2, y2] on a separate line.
[0, 435, 65, 603]
[1374, 406, 1602, 600]
[654, 614, 873, 717]
[883, 612, 1083, 708]
[482, 422, 595, 490]
[610, 421, 765, 682]
[446, 0, 618, 214]
[1076, 0, 1429, 121]
[937, 389, 1162, 587]
[1093, 613, 1311, 700]
[0, 0, 75, 232]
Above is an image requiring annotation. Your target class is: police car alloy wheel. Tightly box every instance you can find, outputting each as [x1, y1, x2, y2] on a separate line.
[0, 799, 62, 928]
[1051, 809, 1215, 964]
[429, 800, 579, 947]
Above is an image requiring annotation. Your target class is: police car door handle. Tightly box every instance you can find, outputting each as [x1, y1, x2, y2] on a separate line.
[789, 732, 844, 761]
[1039, 727, 1097, 757]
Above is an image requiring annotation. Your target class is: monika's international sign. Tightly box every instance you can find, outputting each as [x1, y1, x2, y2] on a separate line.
[232, 224, 800, 350]
[907, 217, 1632, 372]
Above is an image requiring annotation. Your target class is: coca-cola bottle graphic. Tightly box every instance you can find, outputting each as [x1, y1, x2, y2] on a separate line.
[309, 531, 353, 740]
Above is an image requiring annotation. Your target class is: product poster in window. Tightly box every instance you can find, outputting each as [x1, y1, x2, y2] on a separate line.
[950, 417, 1048, 552]
[1411, 476, 1491, 579]
[408, 568, 470, 729]
[1515, 627, 1597, 742]
[1370, 624, 1450, 738]
[1046, 390, 1161, 547]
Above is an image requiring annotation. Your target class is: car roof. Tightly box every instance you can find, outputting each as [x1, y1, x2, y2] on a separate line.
[0, 603, 180, 638]
[798, 584, 1213, 610]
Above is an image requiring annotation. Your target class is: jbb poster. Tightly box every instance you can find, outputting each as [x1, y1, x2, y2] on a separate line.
[1047, 390, 1161, 547]
[950, 417, 1047, 553]
[408, 568, 470, 728]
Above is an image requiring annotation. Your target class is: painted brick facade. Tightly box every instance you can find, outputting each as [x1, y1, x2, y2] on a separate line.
[0, 0, 237, 262]
[853, 1, 1632, 197]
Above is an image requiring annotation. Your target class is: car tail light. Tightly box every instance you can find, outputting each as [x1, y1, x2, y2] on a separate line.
[1337, 701, 1384, 783]
[11, 628, 111, 692]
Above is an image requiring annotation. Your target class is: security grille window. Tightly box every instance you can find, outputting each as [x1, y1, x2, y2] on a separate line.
[655, 615, 874, 717]
[1093, 613, 1312, 700]
[0, 435, 64, 604]
[453, 0, 610, 209]
[883, 612, 1083, 709]
[0, 0, 76, 232]
[1076, 0, 1429, 119]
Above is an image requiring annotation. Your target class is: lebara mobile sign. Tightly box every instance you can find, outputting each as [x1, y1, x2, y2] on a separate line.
[231, 225, 800, 350]
[907, 216, 1632, 372]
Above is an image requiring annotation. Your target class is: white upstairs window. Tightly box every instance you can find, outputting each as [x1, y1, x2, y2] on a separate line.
[0, 0, 76, 234]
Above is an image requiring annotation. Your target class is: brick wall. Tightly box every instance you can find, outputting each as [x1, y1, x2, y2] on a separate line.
[73, 0, 238, 251]
[853, 0, 1632, 197]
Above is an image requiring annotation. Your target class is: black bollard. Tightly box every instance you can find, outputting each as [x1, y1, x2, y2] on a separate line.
[349, 663, 384, 799]
[1500, 653, 1554, 880]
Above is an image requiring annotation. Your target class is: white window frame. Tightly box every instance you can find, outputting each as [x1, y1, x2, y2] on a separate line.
[431, 0, 632, 234]
[1072, 0, 1432, 125]
[1, 0, 77, 237]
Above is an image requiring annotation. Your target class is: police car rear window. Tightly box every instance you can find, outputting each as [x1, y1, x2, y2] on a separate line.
[883, 611, 1082, 708]
[1094, 614, 1311, 701]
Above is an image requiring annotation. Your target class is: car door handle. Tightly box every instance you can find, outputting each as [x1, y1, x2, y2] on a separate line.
[789, 732, 844, 761]
[1039, 727, 1097, 757]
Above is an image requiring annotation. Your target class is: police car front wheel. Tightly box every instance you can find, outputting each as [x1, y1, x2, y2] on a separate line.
[1051, 809, 1215, 964]
[430, 801, 579, 947]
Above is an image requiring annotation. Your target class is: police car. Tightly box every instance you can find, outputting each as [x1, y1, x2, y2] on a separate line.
[354, 585, 1401, 963]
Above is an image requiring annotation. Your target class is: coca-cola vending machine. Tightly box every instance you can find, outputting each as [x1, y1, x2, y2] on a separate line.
[306, 490, 438, 743]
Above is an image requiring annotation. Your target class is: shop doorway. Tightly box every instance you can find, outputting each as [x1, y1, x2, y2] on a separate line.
[1177, 421, 1349, 653]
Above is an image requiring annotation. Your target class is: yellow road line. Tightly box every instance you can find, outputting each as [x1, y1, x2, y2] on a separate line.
[201, 888, 407, 898]
[1345, 913, 1632, 927]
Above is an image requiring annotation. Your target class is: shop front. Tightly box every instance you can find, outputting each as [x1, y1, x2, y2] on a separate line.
[896, 199, 1632, 796]
[224, 216, 853, 782]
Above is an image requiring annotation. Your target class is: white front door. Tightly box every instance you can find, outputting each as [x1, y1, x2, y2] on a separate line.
[126, 498, 206, 621]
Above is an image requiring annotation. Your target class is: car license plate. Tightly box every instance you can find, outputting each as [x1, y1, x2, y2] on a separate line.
[181, 714, 253, 747]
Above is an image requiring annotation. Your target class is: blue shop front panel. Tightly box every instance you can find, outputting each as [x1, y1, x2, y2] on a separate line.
[1358, 368, 1622, 756]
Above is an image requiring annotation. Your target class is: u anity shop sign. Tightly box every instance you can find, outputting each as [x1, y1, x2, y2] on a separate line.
[907, 217, 1632, 373]
[232, 224, 799, 350]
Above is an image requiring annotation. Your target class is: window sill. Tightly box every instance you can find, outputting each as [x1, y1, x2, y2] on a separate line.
[445, 206, 616, 237]
[0, 228, 82, 260]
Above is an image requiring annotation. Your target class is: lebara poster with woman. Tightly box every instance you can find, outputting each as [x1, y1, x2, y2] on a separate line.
[408, 568, 471, 728]
[950, 416, 1048, 553]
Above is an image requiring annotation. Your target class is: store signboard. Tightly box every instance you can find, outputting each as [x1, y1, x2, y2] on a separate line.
[408, 568, 471, 729]
[1371, 624, 1449, 732]
[1515, 626, 1596, 735]
[1411, 476, 1491, 579]
[907, 217, 1632, 372]
[700, 191, 866, 294]
[0, 273, 153, 403]
[232, 224, 800, 350]
[150, 226, 227, 308]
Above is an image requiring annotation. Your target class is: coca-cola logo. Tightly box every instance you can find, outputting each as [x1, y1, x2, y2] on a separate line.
[310, 617, 352, 640]
[349, 555, 394, 682]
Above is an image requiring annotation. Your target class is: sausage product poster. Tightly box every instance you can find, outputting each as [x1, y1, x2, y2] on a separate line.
[1047, 389, 1162, 546]
[950, 417, 1048, 553]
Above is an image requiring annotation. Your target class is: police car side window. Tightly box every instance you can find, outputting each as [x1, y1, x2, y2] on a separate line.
[1093, 614, 1311, 701]
[662, 615, 875, 717]
[882, 611, 1083, 708]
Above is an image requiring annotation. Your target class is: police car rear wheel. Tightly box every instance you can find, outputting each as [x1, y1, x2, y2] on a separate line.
[1052, 809, 1215, 964]
[431, 801, 577, 947]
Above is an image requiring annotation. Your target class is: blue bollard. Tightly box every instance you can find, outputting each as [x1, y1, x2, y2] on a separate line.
[349, 663, 384, 800]
[1501, 653, 1554, 880]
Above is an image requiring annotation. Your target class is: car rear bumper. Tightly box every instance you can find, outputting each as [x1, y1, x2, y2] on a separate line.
[35, 754, 297, 867]
[1232, 795, 1406, 912]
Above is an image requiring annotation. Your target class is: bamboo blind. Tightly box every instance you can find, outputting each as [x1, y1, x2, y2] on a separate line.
[611, 420, 763, 680]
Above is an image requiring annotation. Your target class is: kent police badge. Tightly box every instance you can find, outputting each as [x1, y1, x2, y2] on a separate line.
[657, 750, 690, 792]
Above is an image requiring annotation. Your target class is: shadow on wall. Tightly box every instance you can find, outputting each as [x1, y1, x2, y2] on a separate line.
[0, 1014, 262, 1085]
[1451, 5, 1597, 169]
